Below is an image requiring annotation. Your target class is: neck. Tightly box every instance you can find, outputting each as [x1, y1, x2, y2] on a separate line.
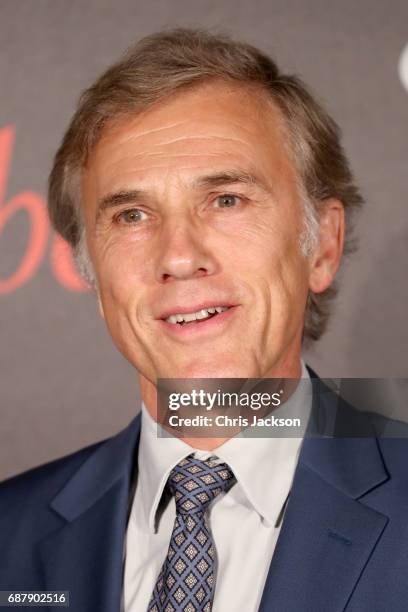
[139, 358, 303, 451]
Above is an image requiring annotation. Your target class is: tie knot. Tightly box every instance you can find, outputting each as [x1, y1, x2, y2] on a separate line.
[168, 454, 235, 514]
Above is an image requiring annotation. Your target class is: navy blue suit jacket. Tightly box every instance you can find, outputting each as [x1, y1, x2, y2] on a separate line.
[1, 371, 408, 611]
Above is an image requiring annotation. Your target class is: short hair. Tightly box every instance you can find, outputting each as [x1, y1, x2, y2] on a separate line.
[48, 27, 363, 341]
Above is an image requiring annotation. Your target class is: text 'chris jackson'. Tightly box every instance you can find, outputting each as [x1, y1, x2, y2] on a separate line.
[167, 414, 302, 428]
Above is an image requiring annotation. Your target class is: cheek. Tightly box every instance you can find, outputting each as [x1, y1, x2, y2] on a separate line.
[91, 233, 149, 303]
[226, 214, 305, 278]
[227, 221, 309, 317]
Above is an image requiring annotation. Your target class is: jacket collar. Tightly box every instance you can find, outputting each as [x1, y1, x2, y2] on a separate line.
[50, 413, 141, 522]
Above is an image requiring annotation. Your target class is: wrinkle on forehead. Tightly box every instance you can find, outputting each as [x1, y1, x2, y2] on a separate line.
[94, 150, 268, 187]
[98, 121, 263, 155]
[122, 135, 251, 158]
[92, 135, 266, 182]
[149, 135, 249, 146]
[84, 80, 297, 204]
[103, 121, 187, 146]
[95, 81, 282, 150]
[136, 150, 248, 159]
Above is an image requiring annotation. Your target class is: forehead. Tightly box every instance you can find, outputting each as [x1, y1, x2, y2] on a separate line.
[83, 80, 296, 195]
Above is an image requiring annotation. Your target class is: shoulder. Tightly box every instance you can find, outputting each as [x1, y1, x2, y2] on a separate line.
[0, 437, 107, 543]
[0, 438, 102, 497]
[0, 413, 141, 521]
[306, 364, 408, 466]
[0, 415, 141, 587]
[0, 439, 108, 585]
[307, 366, 408, 434]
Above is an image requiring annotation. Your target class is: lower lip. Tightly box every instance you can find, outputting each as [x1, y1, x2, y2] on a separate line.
[158, 307, 238, 339]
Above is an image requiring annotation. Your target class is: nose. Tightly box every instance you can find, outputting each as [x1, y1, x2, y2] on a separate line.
[155, 216, 218, 283]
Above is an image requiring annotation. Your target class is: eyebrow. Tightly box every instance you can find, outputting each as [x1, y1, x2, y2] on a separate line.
[97, 189, 147, 220]
[96, 170, 270, 220]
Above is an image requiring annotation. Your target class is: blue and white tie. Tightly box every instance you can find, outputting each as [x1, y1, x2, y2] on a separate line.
[147, 454, 236, 612]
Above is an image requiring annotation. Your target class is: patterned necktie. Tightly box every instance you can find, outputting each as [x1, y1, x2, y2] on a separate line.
[147, 454, 236, 612]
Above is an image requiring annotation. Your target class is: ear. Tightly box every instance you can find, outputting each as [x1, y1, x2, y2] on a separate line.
[97, 292, 105, 320]
[308, 199, 345, 294]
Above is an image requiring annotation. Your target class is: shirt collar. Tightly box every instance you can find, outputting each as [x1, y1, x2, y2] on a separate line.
[132, 360, 312, 532]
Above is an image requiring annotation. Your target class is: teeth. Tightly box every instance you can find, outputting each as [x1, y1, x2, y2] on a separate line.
[196, 309, 209, 320]
[165, 305, 230, 324]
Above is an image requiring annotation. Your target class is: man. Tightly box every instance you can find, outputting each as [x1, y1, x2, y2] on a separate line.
[1, 28, 407, 612]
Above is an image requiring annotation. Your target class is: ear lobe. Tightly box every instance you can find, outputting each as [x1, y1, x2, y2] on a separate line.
[308, 199, 345, 294]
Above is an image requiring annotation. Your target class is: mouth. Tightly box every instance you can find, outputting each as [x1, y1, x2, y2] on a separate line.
[164, 305, 230, 325]
[157, 303, 238, 338]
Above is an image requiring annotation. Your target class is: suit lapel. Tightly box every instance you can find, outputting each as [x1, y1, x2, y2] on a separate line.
[38, 414, 141, 612]
[258, 384, 390, 612]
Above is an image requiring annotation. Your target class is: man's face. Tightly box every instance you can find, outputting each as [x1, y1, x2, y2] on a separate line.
[82, 81, 320, 381]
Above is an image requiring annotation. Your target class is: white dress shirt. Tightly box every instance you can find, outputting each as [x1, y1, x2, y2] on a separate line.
[123, 362, 312, 612]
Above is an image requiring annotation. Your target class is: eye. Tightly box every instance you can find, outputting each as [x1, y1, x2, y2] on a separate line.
[214, 194, 241, 208]
[116, 208, 146, 224]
